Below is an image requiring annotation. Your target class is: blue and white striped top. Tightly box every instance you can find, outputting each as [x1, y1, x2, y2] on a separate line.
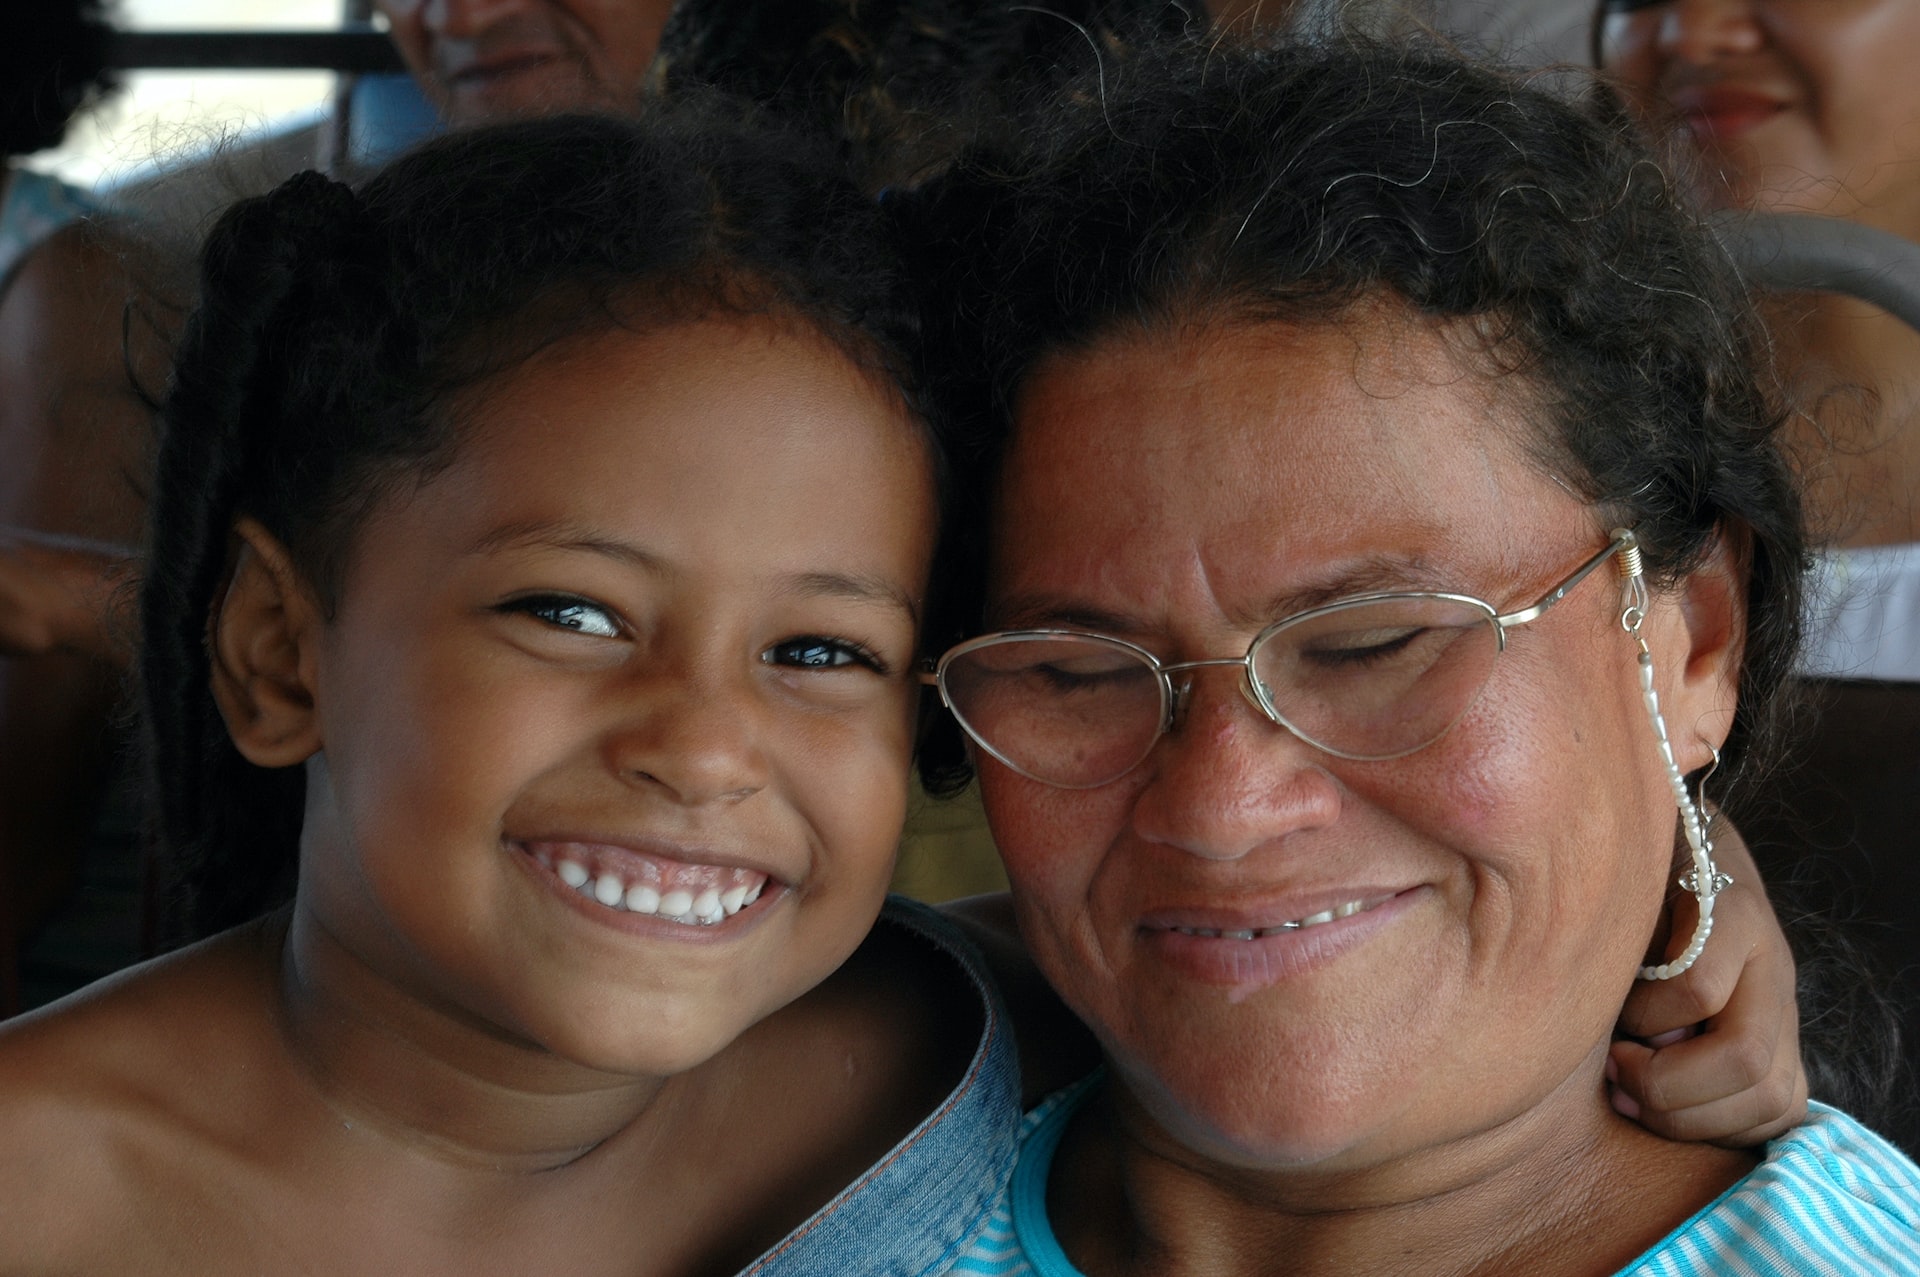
[945, 1078, 1920, 1275]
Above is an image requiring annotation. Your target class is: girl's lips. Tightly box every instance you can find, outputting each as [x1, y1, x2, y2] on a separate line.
[510, 839, 787, 941]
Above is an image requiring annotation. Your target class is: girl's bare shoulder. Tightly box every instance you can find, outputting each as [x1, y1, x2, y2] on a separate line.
[0, 924, 287, 1265]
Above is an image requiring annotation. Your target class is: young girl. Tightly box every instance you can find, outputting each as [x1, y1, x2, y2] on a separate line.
[0, 100, 1805, 1272]
[0, 104, 1015, 1274]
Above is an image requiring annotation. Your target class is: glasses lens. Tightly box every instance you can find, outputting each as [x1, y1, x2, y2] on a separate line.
[939, 635, 1165, 788]
[1250, 597, 1500, 759]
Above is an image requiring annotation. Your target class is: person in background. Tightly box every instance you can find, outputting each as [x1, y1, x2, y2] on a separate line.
[1599, 0, 1920, 1153]
[0, 0, 164, 1014]
[373, 0, 677, 126]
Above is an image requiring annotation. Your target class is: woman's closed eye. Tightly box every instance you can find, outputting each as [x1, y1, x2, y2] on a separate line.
[497, 593, 625, 639]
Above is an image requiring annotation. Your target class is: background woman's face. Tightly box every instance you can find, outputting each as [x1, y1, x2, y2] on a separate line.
[978, 312, 1729, 1170]
[1600, 0, 1920, 236]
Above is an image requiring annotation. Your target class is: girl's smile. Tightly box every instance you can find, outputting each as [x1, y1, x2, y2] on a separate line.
[288, 313, 938, 1077]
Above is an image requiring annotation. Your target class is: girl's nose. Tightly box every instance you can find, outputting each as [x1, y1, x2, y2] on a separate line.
[1130, 668, 1341, 862]
[1659, 0, 1767, 65]
[602, 674, 769, 807]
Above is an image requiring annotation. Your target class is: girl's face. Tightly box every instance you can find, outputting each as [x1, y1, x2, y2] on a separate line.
[976, 315, 1735, 1170]
[294, 316, 936, 1076]
[1599, 0, 1920, 236]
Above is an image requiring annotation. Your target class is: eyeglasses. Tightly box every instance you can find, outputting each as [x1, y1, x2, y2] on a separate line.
[926, 532, 1636, 789]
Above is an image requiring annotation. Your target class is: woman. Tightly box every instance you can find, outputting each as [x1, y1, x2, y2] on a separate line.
[914, 35, 1920, 1273]
[1598, 0, 1920, 1154]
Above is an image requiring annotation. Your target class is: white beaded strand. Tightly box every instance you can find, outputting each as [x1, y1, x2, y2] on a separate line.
[1614, 529, 1730, 982]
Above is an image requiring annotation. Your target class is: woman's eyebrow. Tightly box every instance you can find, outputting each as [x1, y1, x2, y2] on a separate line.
[989, 558, 1447, 633]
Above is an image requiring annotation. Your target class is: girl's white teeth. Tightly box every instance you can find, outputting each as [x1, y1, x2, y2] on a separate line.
[546, 852, 765, 925]
[1172, 898, 1377, 939]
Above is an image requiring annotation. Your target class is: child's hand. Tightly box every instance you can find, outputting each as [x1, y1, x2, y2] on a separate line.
[1609, 818, 1808, 1147]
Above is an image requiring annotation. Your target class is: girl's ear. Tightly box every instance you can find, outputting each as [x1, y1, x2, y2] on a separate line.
[209, 517, 325, 767]
[1663, 531, 1744, 775]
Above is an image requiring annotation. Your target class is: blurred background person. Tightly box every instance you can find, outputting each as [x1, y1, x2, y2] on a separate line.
[1, 0, 163, 1014]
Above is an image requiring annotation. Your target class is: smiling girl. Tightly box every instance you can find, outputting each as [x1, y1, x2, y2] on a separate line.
[0, 105, 1015, 1274]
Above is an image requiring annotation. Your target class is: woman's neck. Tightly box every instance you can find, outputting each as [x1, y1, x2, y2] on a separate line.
[1048, 1055, 1754, 1277]
[1770, 291, 1920, 548]
[277, 904, 677, 1175]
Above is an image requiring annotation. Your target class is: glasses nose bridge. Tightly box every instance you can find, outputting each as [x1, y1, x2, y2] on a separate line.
[1157, 653, 1268, 722]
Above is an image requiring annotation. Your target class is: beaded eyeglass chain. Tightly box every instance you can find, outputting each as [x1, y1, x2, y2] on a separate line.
[1612, 529, 1734, 981]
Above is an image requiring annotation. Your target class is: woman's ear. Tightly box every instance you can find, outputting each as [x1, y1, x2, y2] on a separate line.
[1662, 531, 1744, 774]
[209, 517, 324, 768]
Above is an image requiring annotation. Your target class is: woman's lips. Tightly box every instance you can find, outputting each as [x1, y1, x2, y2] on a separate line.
[1138, 888, 1420, 993]
[1671, 86, 1788, 143]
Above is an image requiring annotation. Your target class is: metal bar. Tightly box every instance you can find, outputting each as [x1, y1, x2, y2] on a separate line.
[103, 30, 405, 74]
[1712, 210, 1920, 336]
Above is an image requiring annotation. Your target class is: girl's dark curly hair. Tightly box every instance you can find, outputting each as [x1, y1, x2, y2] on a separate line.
[143, 103, 945, 945]
[6, 0, 117, 157]
[907, 34, 1807, 802]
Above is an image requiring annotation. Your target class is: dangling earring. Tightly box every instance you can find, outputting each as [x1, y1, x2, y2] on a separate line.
[1612, 528, 1733, 982]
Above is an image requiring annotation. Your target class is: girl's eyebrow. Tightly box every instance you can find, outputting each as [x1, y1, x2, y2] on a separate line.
[782, 572, 921, 624]
[467, 519, 669, 574]
[467, 519, 920, 621]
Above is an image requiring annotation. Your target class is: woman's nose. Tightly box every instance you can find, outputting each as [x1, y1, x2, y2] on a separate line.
[1659, 0, 1767, 64]
[1129, 669, 1341, 861]
[424, 0, 536, 37]
[601, 671, 769, 807]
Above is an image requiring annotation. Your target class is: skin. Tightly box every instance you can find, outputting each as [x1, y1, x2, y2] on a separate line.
[1600, 0, 1920, 546]
[976, 311, 1758, 1275]
[375, 0, 676, 125]
[0, 315, 973, 1273]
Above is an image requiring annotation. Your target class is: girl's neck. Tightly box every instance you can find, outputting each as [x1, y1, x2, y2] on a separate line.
[1048, 1056, 1754, 1277]
[277, 904, 677, 1174]
[1770, 291, 1920, 548]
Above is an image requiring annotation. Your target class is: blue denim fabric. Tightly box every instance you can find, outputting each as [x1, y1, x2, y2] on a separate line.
[743, 896, 1023, 1277]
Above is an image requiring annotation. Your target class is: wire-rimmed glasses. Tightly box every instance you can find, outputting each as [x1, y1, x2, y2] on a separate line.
[926, 532, 1636, 789]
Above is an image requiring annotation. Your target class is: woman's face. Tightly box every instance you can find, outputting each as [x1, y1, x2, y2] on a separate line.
[977, 312, 1737, 1170]
[1599, 0, 1920, 236]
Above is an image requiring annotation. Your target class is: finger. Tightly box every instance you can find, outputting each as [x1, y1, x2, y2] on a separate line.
[1620, 870, 1778, 1038]
[1611, 999, 1805, 1135]
[1610, 1038, 1808, 1146]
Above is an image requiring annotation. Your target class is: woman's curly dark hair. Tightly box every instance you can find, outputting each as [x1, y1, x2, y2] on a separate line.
[6, 0, 117, 157]
[142, 102, 946, 945]
[657, 0, 1191, 188]
[906, 33, 1807, 803]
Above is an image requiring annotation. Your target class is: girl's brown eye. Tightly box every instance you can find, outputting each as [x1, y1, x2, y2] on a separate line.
[764, 637, 886, 674]
[501, 594, 622, 639]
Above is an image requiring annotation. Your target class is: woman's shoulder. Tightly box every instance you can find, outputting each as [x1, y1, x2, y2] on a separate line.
[1622, 1104, 1920, 1275]
[0, 924, 287, 1262]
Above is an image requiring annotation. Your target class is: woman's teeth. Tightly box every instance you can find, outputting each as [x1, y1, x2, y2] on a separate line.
[546, 853, 764, 926]
[1171, 898, 1376, 940]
